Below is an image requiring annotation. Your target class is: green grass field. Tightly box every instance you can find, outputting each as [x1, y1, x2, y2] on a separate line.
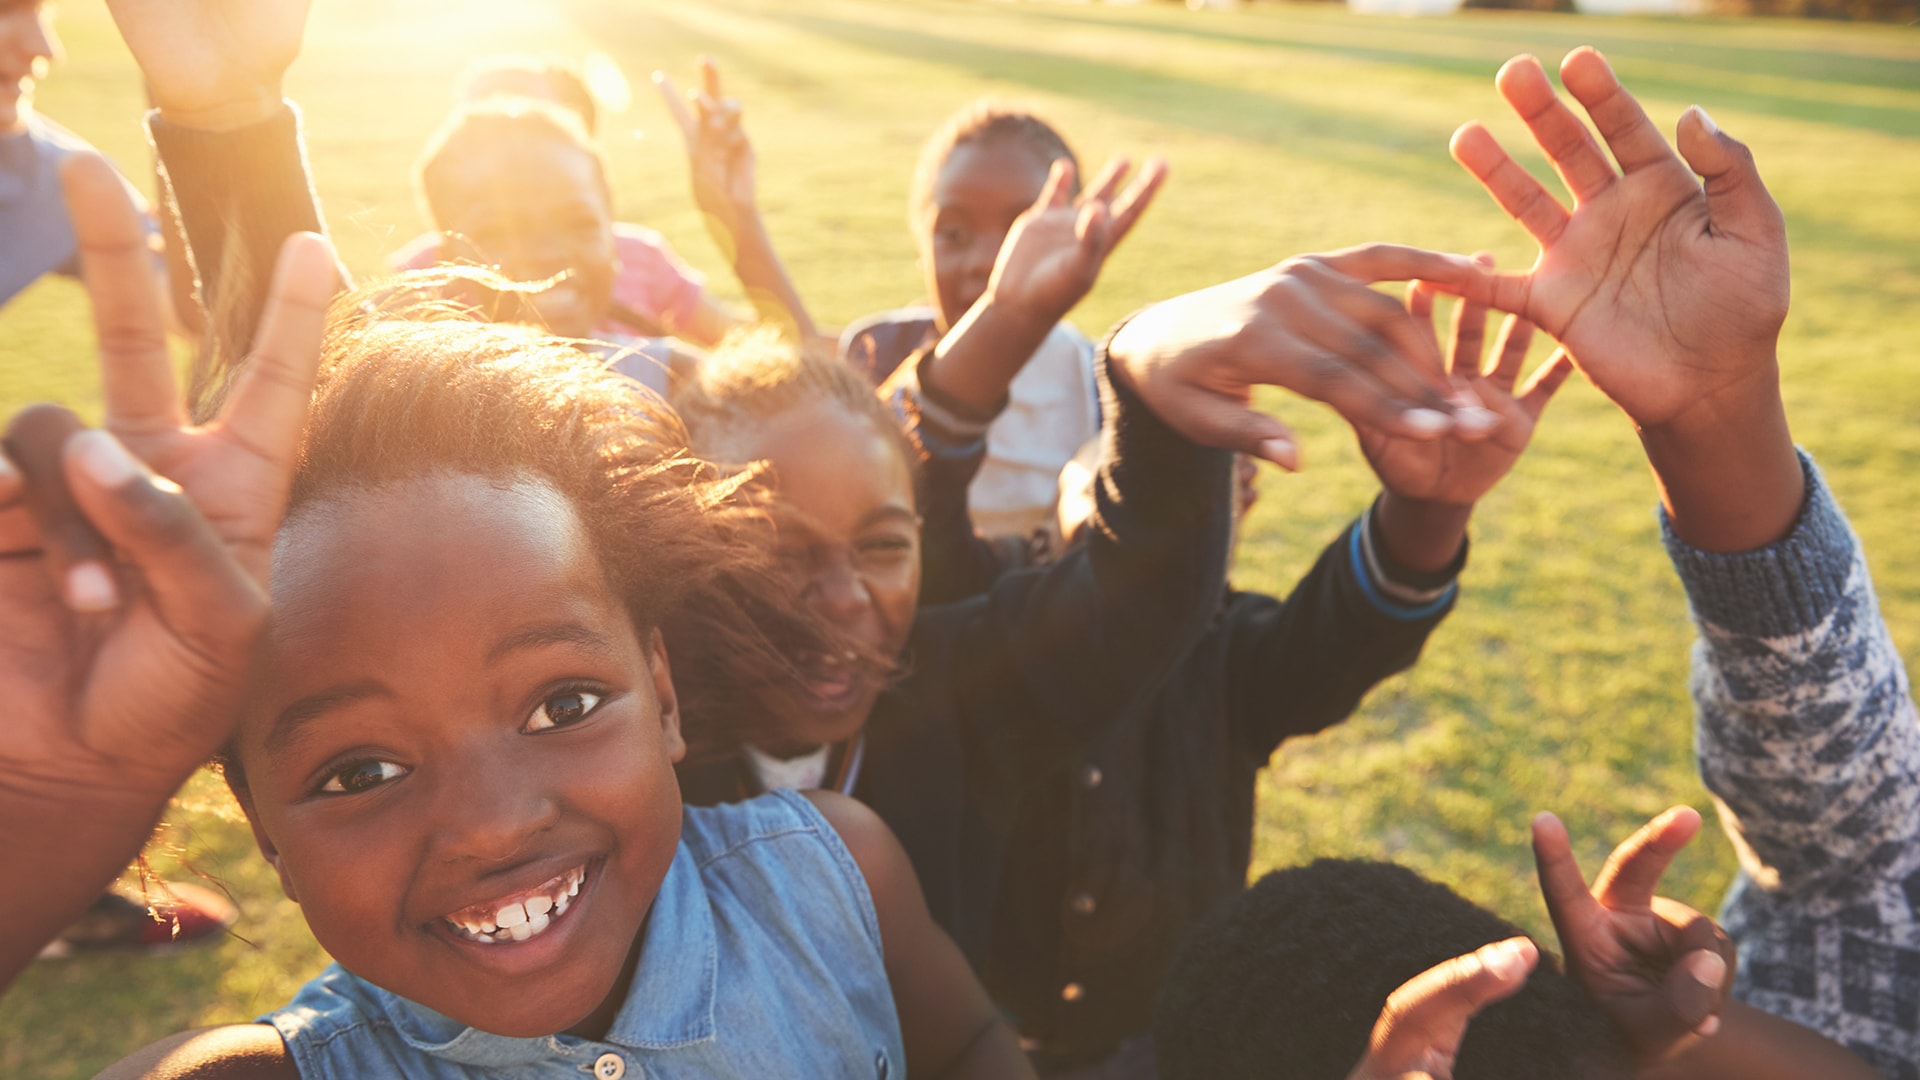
[3, 0, 1918, 1074]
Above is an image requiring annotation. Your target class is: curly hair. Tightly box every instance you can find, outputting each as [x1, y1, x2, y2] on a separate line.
[221, 292, 860, 785]
[1155, 858, 1636, 1080]
[909, 99, 1080, 228]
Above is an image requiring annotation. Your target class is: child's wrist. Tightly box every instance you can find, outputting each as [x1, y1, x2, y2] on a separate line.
[157, 87, 287, 133]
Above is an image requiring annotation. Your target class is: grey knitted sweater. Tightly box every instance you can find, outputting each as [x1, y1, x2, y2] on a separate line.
[1664, 453, 1919, 1079]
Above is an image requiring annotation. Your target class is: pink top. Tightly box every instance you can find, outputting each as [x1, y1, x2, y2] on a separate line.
[389, 221, 707, 340]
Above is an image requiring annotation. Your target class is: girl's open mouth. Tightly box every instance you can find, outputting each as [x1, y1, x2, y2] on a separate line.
[440, 864, 587, 945]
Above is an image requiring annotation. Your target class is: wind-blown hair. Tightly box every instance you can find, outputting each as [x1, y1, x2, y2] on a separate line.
[671, 325, 916, 475]
[223, 293, 852, 782]
[1155, 858, 1635, 1080]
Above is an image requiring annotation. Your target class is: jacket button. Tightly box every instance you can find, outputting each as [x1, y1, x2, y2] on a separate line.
[1061, 982, 1085, 1002]
[1070, 891, 1096, 916]
[594, 1053, 626, 1079]
[1079, 764, 1103, 790]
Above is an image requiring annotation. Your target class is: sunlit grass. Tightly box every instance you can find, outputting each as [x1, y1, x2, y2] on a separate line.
[3, 1, 1918, 1075]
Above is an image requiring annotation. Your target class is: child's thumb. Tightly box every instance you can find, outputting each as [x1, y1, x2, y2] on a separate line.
[1675, 107, 1786, 245]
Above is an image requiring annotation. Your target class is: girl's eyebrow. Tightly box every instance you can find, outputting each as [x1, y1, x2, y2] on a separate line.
[268, 681, 390, 753]
[485, 621, 618, 664]
[860, 505, 919, 531]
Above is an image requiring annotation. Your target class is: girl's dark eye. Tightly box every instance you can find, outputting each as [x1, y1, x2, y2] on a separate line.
[524, 690, 603, 733]
[319, 760, 408, 795]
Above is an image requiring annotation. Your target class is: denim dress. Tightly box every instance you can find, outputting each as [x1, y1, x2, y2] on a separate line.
[262, 789, 904, 1078]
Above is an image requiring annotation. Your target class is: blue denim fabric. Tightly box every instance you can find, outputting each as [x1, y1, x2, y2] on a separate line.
[263, 789, 903, 1078]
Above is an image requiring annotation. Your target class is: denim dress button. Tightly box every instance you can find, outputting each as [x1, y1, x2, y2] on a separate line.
[875, 1050, 890, 1078]
[594, 1052, 626, 1079]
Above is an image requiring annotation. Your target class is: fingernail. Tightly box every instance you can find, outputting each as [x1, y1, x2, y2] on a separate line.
[1696, 1014, 1722, 1038]
[1257, 438, 1298, 471]
[0, 447, 16, 485]
[1455, 406, 1501, 433]
[1402, 408, 1451, 436]
[1484, 939, 1529, 980]
[67, 560, 120, 612]
[70, 429, 142, 489]
[1684, 950, 1727, 990]
[1692, 105, 1719, 136]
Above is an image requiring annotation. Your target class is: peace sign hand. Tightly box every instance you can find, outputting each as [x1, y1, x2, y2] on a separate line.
[986, 155, 1167, 329]
[1533, 807, 1736, 1064]
[0, 155, 336, 987]
[655, 57, 758, 235]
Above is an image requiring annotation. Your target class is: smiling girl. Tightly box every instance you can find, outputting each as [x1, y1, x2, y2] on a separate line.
[99, 307, 1030, 1079]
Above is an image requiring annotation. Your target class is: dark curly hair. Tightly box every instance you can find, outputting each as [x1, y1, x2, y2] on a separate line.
[1154, 858, 1635, 1080]
[910, 99, 1080, 228]
[220, 292, 859, 786]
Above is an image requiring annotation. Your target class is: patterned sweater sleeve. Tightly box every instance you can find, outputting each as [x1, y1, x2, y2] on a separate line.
[1662, 451, 1920, 895]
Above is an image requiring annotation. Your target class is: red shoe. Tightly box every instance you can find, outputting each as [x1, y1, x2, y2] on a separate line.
[41, 882, 238, 957]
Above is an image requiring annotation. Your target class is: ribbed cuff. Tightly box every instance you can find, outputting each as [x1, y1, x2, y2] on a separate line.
[1660, 449, 1856, 639]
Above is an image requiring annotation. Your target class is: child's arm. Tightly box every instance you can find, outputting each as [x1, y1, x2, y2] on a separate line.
[803, 793, 1036, 1080]
[1446, 47, 1799, 554]
[1532, 808, 1879, 1079]
[106, 0, 331, 362]
[1222, 295, 1569, 758]
[909, 154, 1165, 422]
[96, 1025, 297, 1080]
[655, 59, 824, 350]
[0, 161, 334, 994]
[884, 156, 1163, 603]
[1357, 275, 1569, 576]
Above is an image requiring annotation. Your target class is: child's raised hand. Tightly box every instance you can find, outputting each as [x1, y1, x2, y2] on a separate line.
[1355, 269, 1572, 508]
[1344, 937, 1540, 1080]
[105, 0, 310, 131]
[0, 156, 334, 990]
[1533, 807, 1737, 1065]
[985, 155, 1167, 329]
[1449, 48, 1789, 435]
[655, 57, 758, 236]
[1106, 245, 1499, 468]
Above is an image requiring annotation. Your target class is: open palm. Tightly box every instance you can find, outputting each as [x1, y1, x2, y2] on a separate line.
[1450, 48, 1789, 430]
[1357, 279, 1570, 507]
[987, 155, 1166, 326]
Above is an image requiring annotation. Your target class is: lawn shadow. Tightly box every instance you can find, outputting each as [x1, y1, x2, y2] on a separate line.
[650, 3, 1506, 202]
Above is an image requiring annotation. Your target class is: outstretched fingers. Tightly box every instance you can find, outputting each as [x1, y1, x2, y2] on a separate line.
[1103, 155, 1168, 247]
[1532, 811, 1605, 944]
[3, 407, 114, 611]
[1559, 47, 1679, 177]
[213, 233, 340, 496]
[62, 154, 182, 439]
[1450, 123, 1570, 247]
[1494, 54, 1617, 206]
[1674, 105, 1786, 245]
[651, 70, 699, 143]
[1592, 805, 1701, 910]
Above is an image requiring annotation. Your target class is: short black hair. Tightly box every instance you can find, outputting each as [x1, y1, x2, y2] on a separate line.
[910, 99, 1080, 226]
[1154, 859, 1635, 1080]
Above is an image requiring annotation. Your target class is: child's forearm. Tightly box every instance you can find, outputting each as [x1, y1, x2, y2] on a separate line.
[1374, 490, 1472, 575]
[713, 211, 819, 343]
[1637, 358, 1802, 555]
[1640, 1000, 1880, 1080]
[919, 296, 1057, 422]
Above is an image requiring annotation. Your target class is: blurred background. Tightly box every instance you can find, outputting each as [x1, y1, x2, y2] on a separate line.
[1, 0, 1916, 1074]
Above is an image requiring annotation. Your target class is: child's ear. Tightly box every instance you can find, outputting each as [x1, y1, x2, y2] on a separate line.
[234, 788, 301, 905]
[644, 628, 687, 764]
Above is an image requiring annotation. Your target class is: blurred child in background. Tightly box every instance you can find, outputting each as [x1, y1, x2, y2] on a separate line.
[400, 54, 821, 355]
[841, 102, 1116, 541]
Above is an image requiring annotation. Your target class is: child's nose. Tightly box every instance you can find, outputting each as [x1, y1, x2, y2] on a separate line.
[809, 558, 873, 623]
[427, 755, 561, 864]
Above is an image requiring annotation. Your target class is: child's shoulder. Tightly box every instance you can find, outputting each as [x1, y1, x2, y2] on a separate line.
[681, 790, 884, 947]
[95, 1024, 297, 1080]
[681, 787, 846, 867]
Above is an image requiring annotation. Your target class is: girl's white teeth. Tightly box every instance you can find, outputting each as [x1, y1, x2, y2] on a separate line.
[446, 866, 584, 944]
